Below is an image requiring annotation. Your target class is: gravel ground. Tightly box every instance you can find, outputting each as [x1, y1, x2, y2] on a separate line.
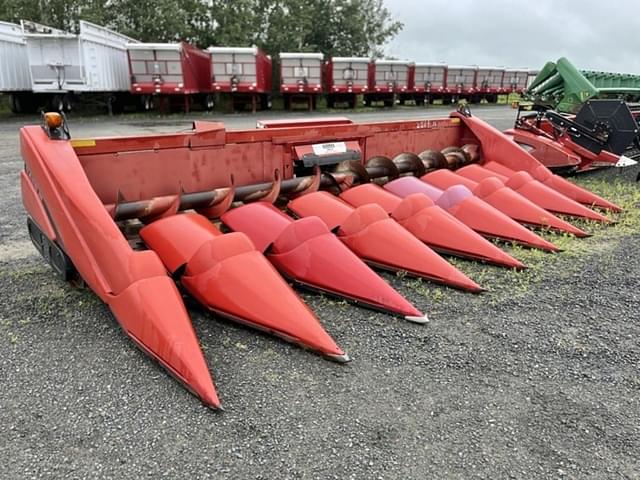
[0, 106, 639, 479]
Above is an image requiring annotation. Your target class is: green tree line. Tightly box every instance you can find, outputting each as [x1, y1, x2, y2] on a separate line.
[0, 0, 402, 58]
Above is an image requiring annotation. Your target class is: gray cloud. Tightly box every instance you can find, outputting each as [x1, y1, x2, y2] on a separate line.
[384, 0, 640, 74]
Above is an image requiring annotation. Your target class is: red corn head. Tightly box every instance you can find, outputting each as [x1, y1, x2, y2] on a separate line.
[287, 191, 482, 292]
[339, 183, 524, 269]
[221, 203, 428, 323]
[140, 213, 348, 362]
[452, 110, 620, 213]
[479, 162, 611, 222]
[109, 274, 221, 409]
[484, 161, 622, 213]
[444, 165, 589, 237]
[386, 175, 558, 252]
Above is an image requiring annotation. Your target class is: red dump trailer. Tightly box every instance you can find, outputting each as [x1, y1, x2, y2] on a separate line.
[127, 41, 211, 112]
[476, 67, 505, 102]
[364, 59, 414, 107]
[208, 46, 272, 112]
[504, 68, 528, 94]
[325, 56, 371, 108]
[413, 63, 448, 104]
[279, 52, 324, 110]
[446, 65, 478, 101]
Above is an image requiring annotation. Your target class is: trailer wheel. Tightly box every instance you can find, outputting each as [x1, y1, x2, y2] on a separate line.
[348, 97, 356, 109]
[49, 95, 65, 112]
[383, 98, 394, 108]
[205, 94, 215, 110]
[259, 94, 271, 110]
[109, 94, 125, 115]
[63, 94, 73, 112]
[9, 94, 23, 114]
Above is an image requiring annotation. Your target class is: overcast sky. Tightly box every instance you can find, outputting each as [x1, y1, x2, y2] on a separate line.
[384, 0, 639, 73]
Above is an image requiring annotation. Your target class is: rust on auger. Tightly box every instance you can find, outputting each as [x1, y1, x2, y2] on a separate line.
[20, 107, 621, 409]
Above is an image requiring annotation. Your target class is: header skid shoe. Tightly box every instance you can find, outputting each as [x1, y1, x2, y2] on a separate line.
[140, 213, 347, 362]
[222, 203, 427, 322]
[287, 191, 482, 293]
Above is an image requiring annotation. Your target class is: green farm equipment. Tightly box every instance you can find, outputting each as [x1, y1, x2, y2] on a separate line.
[526, 57, 640, 113]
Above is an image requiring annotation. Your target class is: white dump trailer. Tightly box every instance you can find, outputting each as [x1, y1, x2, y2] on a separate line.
[0, 21, 34, 112]
[20, 20, 137, 111]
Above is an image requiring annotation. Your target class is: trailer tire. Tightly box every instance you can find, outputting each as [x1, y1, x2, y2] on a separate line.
[348, 97, 356, 109]
[259, 94, 270, 110]
[9, 94, 23, 114]
[48, 95, 65, 112]
[143, 95, 153, 111]
[63, 94, 73, 112]
[205, 94, 215, 110]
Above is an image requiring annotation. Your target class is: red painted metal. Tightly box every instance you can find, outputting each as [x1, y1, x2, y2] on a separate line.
[257, 117, 353, 129]
[140, 213, 347, 361]
[452, 112, 613, 221]
[504, 127, 623, 211]
[21, 171, 57, 240]
[221, 203, 428, 322]
[128, 42, 211, 96]
[22, 109, 621, 407]
[476, 67, 506, 96]
[209, 46, 272, 94]
[385, 176, 559, 252]
[431, 166, 589, 237]
[20, 126, 219, 408]
[446, 66, 478, 96]
[287, 191, 482, 292]
[109, 275, 220, 408]
[413, 63, 447, 96]
[481, 163, 611, 222]
[368, 60, 414, 96]
[325, 57, 371, 95]
[339, 183, 525, 269]
[279, 53, 324, 94]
